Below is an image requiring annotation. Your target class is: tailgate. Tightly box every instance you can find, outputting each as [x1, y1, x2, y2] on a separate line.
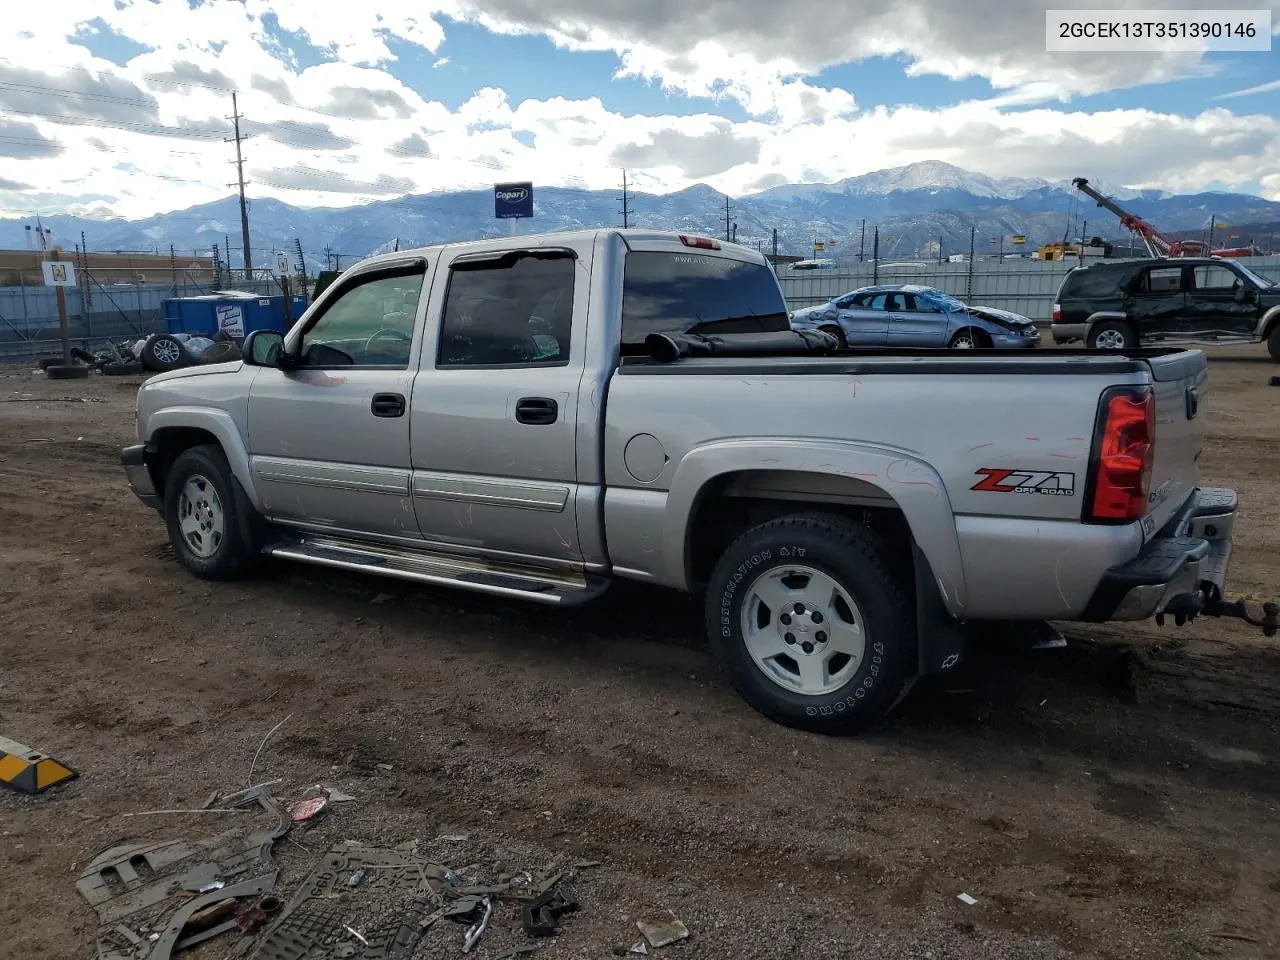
[1142, 350, 1207, 534]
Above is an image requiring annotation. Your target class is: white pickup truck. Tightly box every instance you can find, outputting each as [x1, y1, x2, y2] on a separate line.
[120, 230, 1271, 734]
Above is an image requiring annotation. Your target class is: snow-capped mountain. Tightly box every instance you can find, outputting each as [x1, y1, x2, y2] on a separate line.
[1, 162, 1273, 271]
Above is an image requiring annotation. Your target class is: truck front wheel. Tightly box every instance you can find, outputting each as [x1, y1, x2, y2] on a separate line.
[704, 512, 916, 734]
[163, 444, 261, 580]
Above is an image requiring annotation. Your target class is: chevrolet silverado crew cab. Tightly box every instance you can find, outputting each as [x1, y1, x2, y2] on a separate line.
[121, 229, 1259, 734]
[1051, 256, 1280, 357]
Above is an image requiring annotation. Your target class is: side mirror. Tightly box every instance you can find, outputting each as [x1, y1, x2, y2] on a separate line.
[243, 330, 286, 367]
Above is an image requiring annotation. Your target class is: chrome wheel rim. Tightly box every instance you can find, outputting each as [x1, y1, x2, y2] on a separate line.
[177, 474, 224, 558]
[739, 564, 867, 696]
[1095, 329, 1126, 349]
[153, 338, 181, 365]
[951, 335, 974, 349]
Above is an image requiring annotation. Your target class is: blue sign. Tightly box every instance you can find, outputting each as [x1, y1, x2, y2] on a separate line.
[494, 181, 533, 219]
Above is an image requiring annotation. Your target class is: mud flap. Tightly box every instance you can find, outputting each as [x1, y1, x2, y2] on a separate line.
[913, 543, 966, 675]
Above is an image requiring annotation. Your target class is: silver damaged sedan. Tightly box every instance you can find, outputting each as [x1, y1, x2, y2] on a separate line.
[789, 284, 1041, 350]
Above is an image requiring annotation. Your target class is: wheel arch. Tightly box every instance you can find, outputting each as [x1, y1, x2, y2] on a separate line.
[145, 407, 259, 508]
[662, 439, 966, 617]
[1256, 304, 1280, 340]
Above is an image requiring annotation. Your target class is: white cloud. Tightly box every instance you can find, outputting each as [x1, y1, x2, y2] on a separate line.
[1216, 79, 1280, 100]
[0, 0, 1277, 219]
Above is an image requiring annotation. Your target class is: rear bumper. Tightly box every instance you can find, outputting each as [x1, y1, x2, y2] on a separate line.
[1080, 486, 1236, 622]
[121, 443, 162, 512]
[1051, 322, 1086, 343]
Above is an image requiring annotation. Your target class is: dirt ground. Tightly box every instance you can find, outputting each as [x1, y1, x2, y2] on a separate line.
[2, 345, 1279, 960]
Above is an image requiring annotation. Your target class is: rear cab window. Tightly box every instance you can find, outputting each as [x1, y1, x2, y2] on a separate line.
[620, 250, 790, 352]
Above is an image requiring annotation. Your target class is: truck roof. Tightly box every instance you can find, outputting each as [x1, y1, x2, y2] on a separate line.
[347, 229, 768, 272]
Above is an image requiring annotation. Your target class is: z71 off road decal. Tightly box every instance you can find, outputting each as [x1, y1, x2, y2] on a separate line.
[971, 468, 1076, 496]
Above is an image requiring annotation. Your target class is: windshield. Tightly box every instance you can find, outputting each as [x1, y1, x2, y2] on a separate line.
[1233, 262, 1274, 288]
[621, 251, 790, 348]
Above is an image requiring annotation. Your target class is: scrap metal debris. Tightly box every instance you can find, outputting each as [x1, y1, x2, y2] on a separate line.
[288, 796, 328, 822]
[462, 896, 493, 953]
[636, 913, 689, 948]
[522, 885, 579, 937]
[250, 842, 591, 960]
[75, 784, 288, 960]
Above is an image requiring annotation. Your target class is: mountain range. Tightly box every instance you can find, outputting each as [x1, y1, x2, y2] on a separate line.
[4, 160, 1279, 272]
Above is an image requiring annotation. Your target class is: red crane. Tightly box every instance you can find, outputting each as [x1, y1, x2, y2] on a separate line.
[1071, 178, 1262, 259]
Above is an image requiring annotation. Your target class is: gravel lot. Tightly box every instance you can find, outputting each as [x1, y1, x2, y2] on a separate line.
[2, 346, 1279, 960]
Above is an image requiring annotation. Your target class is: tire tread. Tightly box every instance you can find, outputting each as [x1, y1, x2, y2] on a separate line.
[704, 510, 916, 734]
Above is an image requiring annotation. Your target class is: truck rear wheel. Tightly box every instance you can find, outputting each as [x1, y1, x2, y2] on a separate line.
[704, 512, 915, 734]
[163, 444, 261, 581]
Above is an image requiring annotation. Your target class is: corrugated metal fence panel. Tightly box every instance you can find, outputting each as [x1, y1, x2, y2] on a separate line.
[778, 255, 1280, 323]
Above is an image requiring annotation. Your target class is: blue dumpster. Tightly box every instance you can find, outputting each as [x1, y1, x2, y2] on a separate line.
[163, 291, 308, 340]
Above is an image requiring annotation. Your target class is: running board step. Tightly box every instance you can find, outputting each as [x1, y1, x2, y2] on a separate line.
[263, 535, 609, 606]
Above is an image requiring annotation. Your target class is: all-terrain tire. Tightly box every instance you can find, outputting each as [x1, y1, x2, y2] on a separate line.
[1267, 325, 1280, 363]
[1087, 320, 1136, 350]
[198, 341, 242, 365]
[102, 361, 145, 376]
[45, 364, 90, 379]
[163, 444, 261, 581]
[704, 512, 916, 735]
[141, 334, 190, 373]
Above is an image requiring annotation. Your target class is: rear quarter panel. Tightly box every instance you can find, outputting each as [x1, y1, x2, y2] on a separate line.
[603, 356, 1154, 618]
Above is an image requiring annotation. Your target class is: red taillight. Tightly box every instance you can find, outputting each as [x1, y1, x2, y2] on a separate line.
[679, 234, 721, 250]
[1052, 303, 1061, 322]
[1087, 387, 1155, 522]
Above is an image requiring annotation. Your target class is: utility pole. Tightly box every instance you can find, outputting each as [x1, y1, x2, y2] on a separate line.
[1207, 214, 1217, 253]
[967, 227, 976, 299]
[224, 236, 231, 278]
[723, 194, 732, 242]
[938, 235, 944, 264]
[771, 227, 778, 259]
[618, 170, 633, 228]
[293, 238, 307, 289]
[1078, 220, 1087, 265]
[859, 219, 866, 262]
[79, 229, 92, 312]
[872, 226, 880, 285]
[226, 91, 252, 280]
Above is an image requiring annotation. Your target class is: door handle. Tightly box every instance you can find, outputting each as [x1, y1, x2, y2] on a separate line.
[371, 393, 406, 418]
[515, 397, 558, 425]
[889, 314, 905, 321]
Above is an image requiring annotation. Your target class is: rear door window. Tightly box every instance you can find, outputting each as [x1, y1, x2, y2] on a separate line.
[621, 252, 790, 349]
[1141, 266, 1185, 293]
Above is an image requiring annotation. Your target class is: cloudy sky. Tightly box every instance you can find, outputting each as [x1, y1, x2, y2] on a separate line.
[0, 0, 1278, 219]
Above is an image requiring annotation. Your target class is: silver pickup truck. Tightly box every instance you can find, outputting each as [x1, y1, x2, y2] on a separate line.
[120, 229, 1269, 734]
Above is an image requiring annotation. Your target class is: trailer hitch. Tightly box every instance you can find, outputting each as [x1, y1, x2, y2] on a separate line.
[1156, 582, 1280, 637]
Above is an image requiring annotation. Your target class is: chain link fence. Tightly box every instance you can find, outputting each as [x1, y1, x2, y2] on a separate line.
[0, 270, 279, 363]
